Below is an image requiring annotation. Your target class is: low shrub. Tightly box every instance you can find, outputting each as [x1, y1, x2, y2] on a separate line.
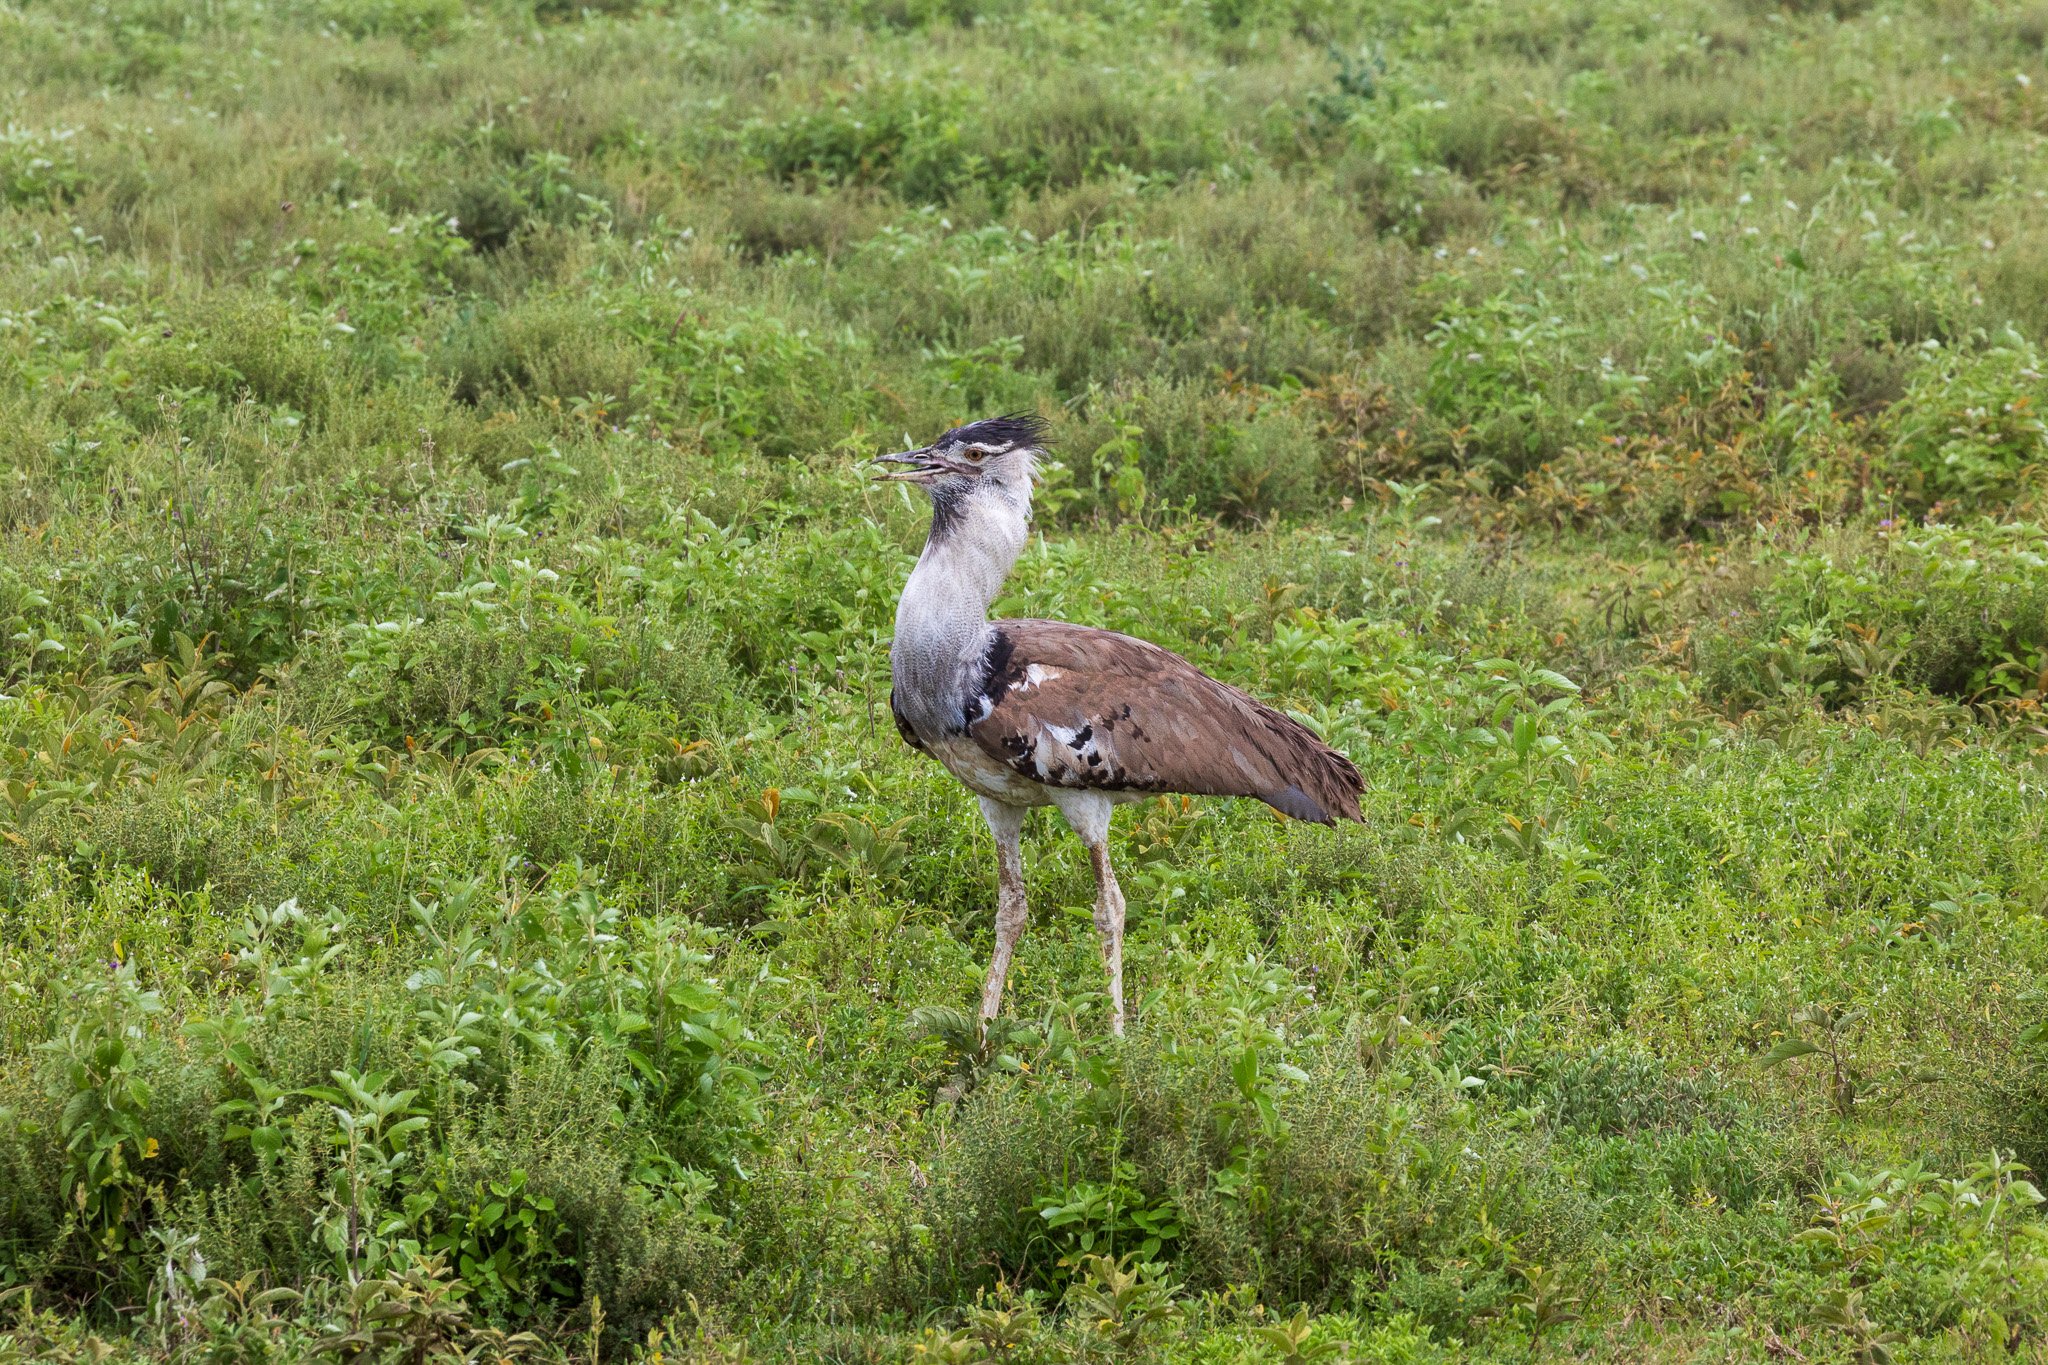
[1885, 331, 2048, 503]
[0, 879, 755, 1334]
[917, 959, 1593, 1323]
[1690, 521, 2048, 713]
[0, 125, 84, 209]
[121, 293, 355, 428]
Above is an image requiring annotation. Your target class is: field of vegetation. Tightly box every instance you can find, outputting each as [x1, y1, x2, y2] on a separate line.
[4, 0, 2048, 1358]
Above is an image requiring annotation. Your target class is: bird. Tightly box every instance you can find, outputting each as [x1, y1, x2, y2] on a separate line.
[870, 413, 1365, 1041]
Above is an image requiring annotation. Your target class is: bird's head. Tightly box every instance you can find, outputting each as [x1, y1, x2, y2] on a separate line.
[867, 414, 1048, 507]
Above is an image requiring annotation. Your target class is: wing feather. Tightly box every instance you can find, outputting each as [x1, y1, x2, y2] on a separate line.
[965, 620, 1364, 823]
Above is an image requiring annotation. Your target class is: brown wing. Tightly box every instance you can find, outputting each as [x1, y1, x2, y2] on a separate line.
[966, 620, 1364, 823]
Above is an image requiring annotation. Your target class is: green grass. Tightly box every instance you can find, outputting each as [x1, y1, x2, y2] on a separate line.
[3, 0, 2048, 1360]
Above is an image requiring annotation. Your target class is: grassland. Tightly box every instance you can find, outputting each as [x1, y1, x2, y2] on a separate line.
[3, 0, 2048, 1359]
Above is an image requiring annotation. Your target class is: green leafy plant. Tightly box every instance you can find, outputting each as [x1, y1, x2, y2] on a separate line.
[1888, 331, 2048, 500]
[300, 1070, 432, 1281]
[1033, 1162, 1181, 1265]
[1251, 1307, 1349, 1363]
[957, 1283, 1045, 1360]
[1761, 1003, 1935, 1119]
[423, 1168, 576, 1308]
[308, 1252, 519, 1363]
[41, 962, 164, 1274]
[1061, 1254, 1180, 1353]
[1506, 1262, 1581, 1357]
[1813, 1289, 1903, 1365]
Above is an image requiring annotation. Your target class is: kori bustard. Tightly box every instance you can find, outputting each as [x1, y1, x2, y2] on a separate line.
[872, 414, 1364, 1039]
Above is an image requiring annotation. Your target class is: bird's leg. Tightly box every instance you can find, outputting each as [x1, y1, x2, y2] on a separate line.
[976, 797, 1029, 1049]
[1052, 792, 1126, 1036]
[1085, 840, 1128, 1036]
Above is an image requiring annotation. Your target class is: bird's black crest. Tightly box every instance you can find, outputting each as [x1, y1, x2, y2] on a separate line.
[941, 412, 1049, 451]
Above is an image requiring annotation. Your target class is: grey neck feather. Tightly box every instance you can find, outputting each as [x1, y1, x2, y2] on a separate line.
[890, 478, 1032, 736]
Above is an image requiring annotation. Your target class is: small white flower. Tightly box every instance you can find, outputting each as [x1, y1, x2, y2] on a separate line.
[1691, 230, 1707, 242]
[1737, 192, 1752, 205]
[2019, 72, 2034, 88]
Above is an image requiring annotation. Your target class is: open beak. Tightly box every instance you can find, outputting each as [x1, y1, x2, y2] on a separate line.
[866, 445, 939, 483]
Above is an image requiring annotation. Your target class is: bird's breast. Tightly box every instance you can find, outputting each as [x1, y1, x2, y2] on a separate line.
[888, 624, 1050, 806]
[889, 603, 988, 731]
[923, 731, 1057, 806]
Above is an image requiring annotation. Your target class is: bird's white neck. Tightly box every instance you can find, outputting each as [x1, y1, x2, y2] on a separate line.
[907, 484, 1029, 617]
[891, 482, 1031, 733]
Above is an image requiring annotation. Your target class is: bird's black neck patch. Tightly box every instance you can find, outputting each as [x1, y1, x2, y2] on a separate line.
[975, 625, 1017, 695]
[926, 485, 966, 543]
[962, 625, 1021, 731]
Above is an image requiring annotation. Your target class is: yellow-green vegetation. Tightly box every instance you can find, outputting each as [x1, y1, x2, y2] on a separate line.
[4, 0, 2048, 1359]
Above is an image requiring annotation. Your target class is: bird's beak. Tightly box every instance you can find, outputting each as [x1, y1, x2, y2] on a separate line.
[866, 446, 939, 483]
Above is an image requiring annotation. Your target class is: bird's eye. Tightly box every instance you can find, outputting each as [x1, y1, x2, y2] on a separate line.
[964, 447, 990, 461]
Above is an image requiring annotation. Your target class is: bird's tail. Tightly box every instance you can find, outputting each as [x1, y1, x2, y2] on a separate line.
[1255, 706, 1365, 825]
